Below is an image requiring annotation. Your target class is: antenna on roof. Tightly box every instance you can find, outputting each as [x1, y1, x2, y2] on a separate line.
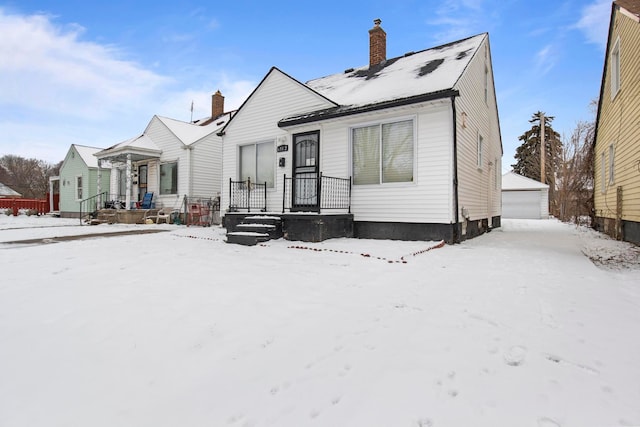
[190, 100, 194, 123]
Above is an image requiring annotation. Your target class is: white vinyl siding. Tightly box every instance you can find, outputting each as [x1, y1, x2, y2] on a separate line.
[312, 102, 453, 223]
[454, 36, 502, 221]
[221, 69, 336, 213]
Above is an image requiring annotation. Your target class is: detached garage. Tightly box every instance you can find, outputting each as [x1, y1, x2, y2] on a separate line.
[502, 172, 549, 219]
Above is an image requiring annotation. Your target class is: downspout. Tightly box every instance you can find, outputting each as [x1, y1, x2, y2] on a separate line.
[451, 96, 460, 243]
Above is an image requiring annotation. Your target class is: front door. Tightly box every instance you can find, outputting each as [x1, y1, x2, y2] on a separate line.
[138, 164, 148, 202]
[292, 131, 319, 211]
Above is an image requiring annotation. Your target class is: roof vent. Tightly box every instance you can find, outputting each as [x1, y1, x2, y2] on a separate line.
[344, 68, 355, 73]
[404, 51, 416, 57]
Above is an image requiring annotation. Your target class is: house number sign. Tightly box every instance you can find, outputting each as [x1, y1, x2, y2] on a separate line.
[277, 144, 289, 152]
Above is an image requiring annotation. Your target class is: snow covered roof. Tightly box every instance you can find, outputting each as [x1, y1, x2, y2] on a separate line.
[0, 182, 21, 198]
[96, 134, 161, 161]
[279, 33, 486, 127]
[156, 113, 230, 146]
[72, 144, 103, 168]
[502, 172, 549, 190]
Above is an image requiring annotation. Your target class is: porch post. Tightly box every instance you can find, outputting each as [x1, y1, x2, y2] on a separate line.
[125, 154, 132, 210]
[96, 159, 102, 209]
[48, 177, 56, 213]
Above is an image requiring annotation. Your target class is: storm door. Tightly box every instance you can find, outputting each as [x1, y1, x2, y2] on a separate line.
[137, 164, 148, 201]
[292, 131, 319, 211]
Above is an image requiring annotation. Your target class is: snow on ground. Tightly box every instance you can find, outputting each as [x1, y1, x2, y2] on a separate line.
[0, 214, 639, 427]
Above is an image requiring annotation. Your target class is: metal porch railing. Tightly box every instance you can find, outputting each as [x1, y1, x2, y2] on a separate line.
[79, 191, 108, 225]
[283, 173, 351, 213]
[228, 178, 267, 212]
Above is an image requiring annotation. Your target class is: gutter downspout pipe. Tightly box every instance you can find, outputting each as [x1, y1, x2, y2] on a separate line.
[452, 96, 460, 244]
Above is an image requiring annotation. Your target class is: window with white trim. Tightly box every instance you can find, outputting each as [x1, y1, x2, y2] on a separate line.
[75, 175, 83, 200]
[351, 119, 414, 185]
[608, 144, 615, 185]
[240, 141, 275, 188]
[601, 152, 606, 193]
[477, 134, 484, 169]
[611, 38, 620, 98]
[160, 161, 178, 195]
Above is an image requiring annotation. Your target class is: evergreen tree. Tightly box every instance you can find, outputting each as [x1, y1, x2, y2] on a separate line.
[512, 111, 562, 213]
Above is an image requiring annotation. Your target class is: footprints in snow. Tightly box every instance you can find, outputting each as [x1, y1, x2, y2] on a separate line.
[435, 370, 459, 399]
[503, 345, 527, 367]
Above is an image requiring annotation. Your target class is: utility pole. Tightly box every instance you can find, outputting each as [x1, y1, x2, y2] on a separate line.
[540, 112, 546, 184]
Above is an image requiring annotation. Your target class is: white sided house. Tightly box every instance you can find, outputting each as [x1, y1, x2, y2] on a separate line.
[221, 20, 502, 244]
[95, 99, 231, 213]
[501, 172, 549, 219]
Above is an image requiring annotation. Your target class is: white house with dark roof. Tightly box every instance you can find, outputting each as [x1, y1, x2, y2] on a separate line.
[220, 20, 502, 243]
[95, 95, 231, 212]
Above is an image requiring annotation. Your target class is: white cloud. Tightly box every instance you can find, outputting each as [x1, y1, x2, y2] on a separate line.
[534, 44, 557, 76]
[0, 8, 171, 120]
[574, 0, 611, 50]
[426, 0, 501, 44]
[0, 8, 255, 163]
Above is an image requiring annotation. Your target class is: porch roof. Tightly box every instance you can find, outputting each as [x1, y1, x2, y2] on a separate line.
[95, 134, 161, 163]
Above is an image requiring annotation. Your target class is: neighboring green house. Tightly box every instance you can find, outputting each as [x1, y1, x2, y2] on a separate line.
[59, 144, 110, 218]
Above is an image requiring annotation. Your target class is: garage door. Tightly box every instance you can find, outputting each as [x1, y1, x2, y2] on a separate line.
[502, 190, 542, 219]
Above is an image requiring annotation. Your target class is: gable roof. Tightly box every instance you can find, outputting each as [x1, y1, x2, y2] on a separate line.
[502, 172, 549, 191]
[0, 182, 21, 198]
[218, 67, 338, 136]
[616, 0, 640, 20]
[155, 113, 231, 146]
[278, 33, 486, 127]
[72, 144, 103, 168]
[96, 134, 161, 161]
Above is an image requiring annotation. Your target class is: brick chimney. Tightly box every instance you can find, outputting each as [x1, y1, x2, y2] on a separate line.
[212, 90, 224, 118]
[369, 18, 386, 67]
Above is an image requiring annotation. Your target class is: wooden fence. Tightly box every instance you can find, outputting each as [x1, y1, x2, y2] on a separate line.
[0, 194, 58, 215]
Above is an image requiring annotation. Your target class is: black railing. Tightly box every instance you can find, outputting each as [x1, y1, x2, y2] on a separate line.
[283, 173, 351, 213]
[228, 178, 267, 212]
[79, 191, 108, 225]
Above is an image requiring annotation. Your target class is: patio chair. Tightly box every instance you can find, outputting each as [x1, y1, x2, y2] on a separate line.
[140, 192, 154, 209]
[144, 207, 172, 224]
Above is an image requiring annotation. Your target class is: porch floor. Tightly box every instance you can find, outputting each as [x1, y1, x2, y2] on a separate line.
[91, 208, 160, 225]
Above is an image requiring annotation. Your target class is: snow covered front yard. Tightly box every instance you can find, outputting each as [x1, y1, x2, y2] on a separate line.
[1, 215, 639, 427]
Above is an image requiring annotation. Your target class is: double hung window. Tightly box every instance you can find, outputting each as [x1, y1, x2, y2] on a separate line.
[240, 141, 275, 188]
[352, 119, 414, 185]
[160, 162, 178, 195]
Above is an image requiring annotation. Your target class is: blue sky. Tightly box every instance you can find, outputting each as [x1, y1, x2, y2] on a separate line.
[0, 0, 610, 170]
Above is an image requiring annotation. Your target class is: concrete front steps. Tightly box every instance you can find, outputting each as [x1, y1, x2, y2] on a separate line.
[226, 215, 283, 246]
